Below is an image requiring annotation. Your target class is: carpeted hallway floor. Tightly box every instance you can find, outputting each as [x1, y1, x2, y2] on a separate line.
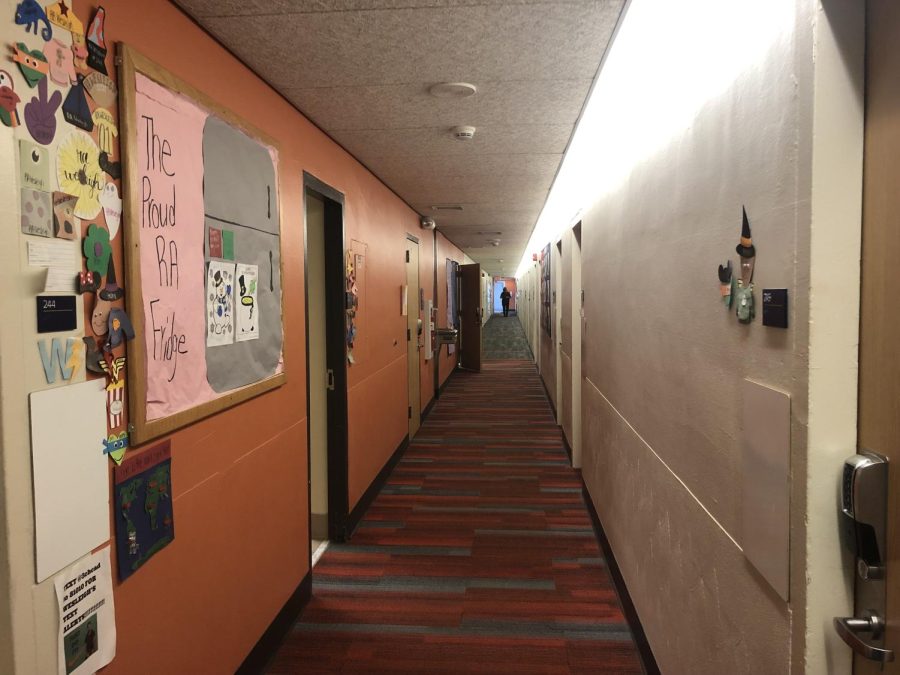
[266, 331, 642, 673]
[482, 314, 534, 361]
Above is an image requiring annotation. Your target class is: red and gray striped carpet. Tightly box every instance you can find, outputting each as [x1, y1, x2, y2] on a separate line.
[268, 358, 642, 673]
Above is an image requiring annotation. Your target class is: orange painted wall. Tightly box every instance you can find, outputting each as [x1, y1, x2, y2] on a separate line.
[435, 232, 467, 388]
[418, 229, 437, 413]
[88, 1, 420, 672]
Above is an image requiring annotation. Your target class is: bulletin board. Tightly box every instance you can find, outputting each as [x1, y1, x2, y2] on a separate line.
[119, 45, 286, 444]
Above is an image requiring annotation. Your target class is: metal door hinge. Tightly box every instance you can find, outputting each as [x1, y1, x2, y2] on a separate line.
[406, 251, 410, 263]
[407, 328, 411, 341]
[326, 369, 335, 391]
[408, 406, 412, 419]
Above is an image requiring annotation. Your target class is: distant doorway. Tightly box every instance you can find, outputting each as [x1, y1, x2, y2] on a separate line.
[492, 278, 517, 315]
[304, 173, 350, 560]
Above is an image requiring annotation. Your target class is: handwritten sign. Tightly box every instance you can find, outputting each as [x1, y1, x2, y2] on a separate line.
[136, 74, 215, 420]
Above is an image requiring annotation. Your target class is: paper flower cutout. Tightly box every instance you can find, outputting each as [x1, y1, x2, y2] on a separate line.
[57, 130, 104, 218]
[83, 223, 111, 275]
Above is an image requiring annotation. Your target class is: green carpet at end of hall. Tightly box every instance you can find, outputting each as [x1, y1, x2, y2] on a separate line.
[482, 314, 534, 360]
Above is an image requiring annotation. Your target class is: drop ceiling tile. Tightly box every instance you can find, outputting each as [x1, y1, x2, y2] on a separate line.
[179, 0, 613, 19]
[369, 153, 561, 179]
[200, 3, 621, 88]
[331, 125, 573, 159]
[281, 79, 591, 131]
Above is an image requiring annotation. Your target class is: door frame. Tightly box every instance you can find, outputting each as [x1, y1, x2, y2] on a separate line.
[303, 172, 350, 548]
[405, 233, 421, 438]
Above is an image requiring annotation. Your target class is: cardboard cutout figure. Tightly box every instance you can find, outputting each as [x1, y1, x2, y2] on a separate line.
[717, 260, 733, 307]
[735, 207, 756, 324]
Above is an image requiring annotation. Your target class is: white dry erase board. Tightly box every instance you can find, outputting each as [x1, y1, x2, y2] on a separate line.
[118, 45, 286, 444]
[30, 379, 110, 582]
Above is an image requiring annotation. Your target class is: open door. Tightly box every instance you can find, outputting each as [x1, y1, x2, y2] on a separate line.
[406, 237, 421, 438]
[459, 263, 482, 372]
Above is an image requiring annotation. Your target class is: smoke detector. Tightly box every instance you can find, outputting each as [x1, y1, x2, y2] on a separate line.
[450, 125, 476, 141]
[429, 82, 477, 98]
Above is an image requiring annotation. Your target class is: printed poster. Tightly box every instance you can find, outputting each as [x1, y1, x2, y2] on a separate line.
[206, 261, 235, 347]
[114, 441, 174, 582]
[235, 263, 259, 341]
[54, 547, 116, 675]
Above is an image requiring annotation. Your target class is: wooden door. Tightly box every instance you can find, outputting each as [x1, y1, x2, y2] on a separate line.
[406, 238, 421, 438]
[459, 263, 482, 372]
[857, 2, 900, 670]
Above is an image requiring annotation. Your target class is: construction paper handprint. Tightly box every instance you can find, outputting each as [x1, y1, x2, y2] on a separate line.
[24, 78, 61, 145]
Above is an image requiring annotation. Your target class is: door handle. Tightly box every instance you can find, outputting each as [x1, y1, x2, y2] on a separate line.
[326, 369, 335, 391]
[834, 612, 895, 662]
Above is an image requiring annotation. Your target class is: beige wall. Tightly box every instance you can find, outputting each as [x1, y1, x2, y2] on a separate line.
[518, 1, 864, 672]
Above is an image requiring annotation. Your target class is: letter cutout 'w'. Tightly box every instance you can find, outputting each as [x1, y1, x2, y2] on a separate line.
[38, 338, 79, 383]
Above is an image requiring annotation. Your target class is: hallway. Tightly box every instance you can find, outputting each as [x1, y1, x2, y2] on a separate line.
[267, 351, 642, 673]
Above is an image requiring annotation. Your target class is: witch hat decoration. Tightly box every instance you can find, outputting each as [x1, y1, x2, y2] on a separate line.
[735, 206, 755, 258]
[99, 255, 123, 301]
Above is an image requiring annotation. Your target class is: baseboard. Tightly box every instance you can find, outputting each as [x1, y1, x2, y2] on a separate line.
[561, 433, 572, 463]
[581, 481, 661, 675]
[346, 434, 409, 537]
[422, 396, 436, 421]
[537, 369, 558, 421]
[235, 571, 312, 675]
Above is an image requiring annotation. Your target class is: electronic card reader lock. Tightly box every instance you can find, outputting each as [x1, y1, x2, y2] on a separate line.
[834, 451, 895, 663]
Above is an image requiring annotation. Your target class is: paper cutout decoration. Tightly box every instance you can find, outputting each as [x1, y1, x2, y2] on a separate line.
[83, 72, 115, 107]
[208, 227, 223, 258]
[21, 188, 52, 237]
[736, 206, 756, 284]
[76, 270, 99, 294]
[83, 336, 103, 372]
[103, 431, 128, 464]
[222, 230, 235, 260]
[91, 107, 116, 154]
[12, 42, 48, 87]
[14, 1, 52, 41]
[91, 295, 110, 337]
[85, 6, 107, 74]
[58, 131, 104, 218]
[62, 74, 92, 131]
[97, 185, 121, 241]
[44, 266, 74, 293]
[98, 256, 122, 300]
[0, 69, 21, 127]
[83, 223, 111, 275]
[37, 337, 80, 383]
[46, 38, 74, 85]
[106, 380, 124, 430]
[46, 1, 82, 35]
[71, 32, 87, 72]
[107, 308, 134, 348]
[717, 260, 733, 307]
[99, 353, 125, 383]
[114, 441, 174, 581]
[19, 138, 50, 190]
[235, 263, 259, 342]
[98, 151, 119, 180]
[206, 261, 235, 347]
[24, 77, 60, 145]
[52, 191, 78, 239]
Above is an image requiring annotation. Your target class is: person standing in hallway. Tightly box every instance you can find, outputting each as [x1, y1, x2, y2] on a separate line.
[500, 286, 511, 317]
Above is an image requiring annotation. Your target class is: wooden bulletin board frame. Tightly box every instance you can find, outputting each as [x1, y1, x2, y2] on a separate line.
[118, 44, 286, 445]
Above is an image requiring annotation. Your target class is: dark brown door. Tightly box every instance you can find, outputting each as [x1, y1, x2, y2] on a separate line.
[857, 2, 900, 671]
[459, 263, 482, 372]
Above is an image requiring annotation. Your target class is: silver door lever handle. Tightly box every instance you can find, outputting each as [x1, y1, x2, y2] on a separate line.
[834, 613, 895, 662]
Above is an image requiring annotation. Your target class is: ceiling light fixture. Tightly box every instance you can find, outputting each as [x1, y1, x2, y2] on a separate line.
[431, 205, 464, 211]
[429, 82, 477, 98]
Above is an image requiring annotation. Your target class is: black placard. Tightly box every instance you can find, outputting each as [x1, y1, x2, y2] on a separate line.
[36, 296, 77, 333]
[762, 289, 789, 328]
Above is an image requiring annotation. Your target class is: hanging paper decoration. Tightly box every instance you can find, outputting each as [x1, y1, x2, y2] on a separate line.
[99, 151, 120, 179]
[735, 206, 756, 324]
[83, 223, 111, 275]
[0, 70, 21, 127]
[91, 107, 116, 154]
[98, 256, 122, 301]
[85, 6, 107, 74]
[46, 38, 74, 85]
[71, 31, 87, 72]
[345, 251, 359, 364]
[102, 430, 127, 464]
[107, 383, 125, 430]
[57, 130, 104, 218]
[717, 260, 733, 308]
[11, 42, 48, 87]
[99, 353, 125, 383]
[107, 308, 134, 348]
[62, 74, 92, 130]
[100, 183, 121, 238]
[46, 1, 82, 33]
[83, 72, 115, 107]
[14, 1, 52, 41]
[52, 191, 79, 239]
[91, 294, 111, 337]
[24, 78, 60, 144]
[83, 335, 104, 372]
